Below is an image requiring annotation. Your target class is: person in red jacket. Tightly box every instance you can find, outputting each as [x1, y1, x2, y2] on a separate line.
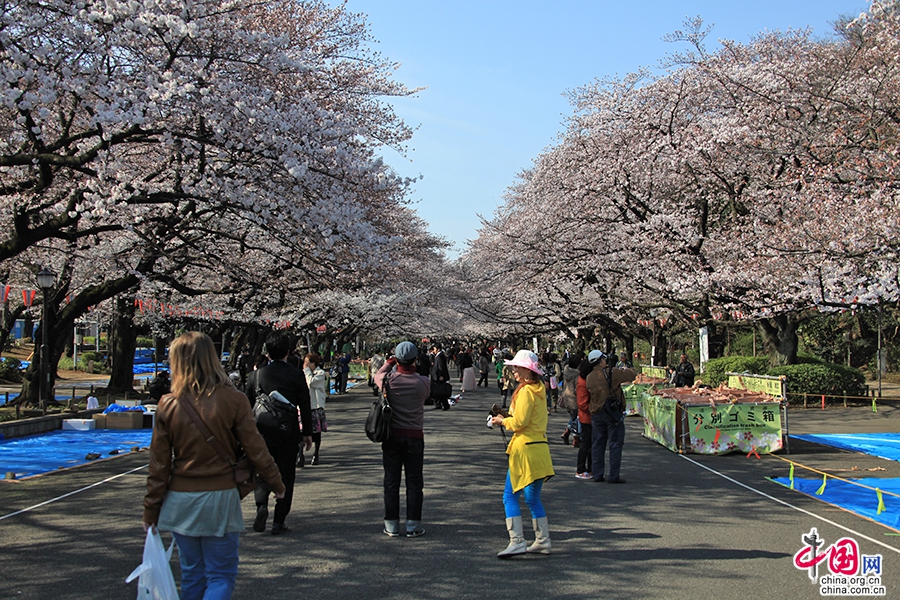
[575, 353, 601, 479]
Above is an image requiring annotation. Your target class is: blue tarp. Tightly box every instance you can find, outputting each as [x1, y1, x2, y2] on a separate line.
[792, 433, 900, 463]
[772, 433, 900, 531]
[771, 476, 900, 531]
[0, 429, 152, 479]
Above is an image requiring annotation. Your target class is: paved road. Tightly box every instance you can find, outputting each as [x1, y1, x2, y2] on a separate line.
[1, 382, 898, 599]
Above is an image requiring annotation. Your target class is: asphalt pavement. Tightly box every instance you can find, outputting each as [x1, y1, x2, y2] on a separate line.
[1, 381, 899, 599]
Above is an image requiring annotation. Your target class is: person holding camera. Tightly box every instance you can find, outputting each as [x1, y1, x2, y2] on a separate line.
[374, 341, 431, 538]
[489, 350, 555, 559]
[585, 350, 636, 484]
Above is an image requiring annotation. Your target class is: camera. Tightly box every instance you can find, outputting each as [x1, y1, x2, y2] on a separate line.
[487, 404, 509, 428]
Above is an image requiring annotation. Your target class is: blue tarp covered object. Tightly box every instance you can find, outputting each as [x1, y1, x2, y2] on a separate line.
[0, 429, 152, 479]
[771, 476, 900, 531]
[103, 403, 147, 413]
[792, 432, 900, 463]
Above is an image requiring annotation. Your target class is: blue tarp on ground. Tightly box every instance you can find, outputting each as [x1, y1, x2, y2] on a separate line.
[771, 476, 900, 531]
[773, 433, 900, 531]
[0, 429, 152, 479]
[792, 433, 900, 463]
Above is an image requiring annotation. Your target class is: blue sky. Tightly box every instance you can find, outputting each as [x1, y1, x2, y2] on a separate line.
[338, 1, 869, 257]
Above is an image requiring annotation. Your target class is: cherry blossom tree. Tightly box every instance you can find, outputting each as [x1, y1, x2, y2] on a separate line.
[0, 0, 442, 403]
[464, 1, 899, 367]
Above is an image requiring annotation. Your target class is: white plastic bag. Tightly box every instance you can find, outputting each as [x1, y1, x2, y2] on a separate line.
[126, 527, 179, 600]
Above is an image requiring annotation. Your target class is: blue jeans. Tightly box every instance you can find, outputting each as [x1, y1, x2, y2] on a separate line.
[503, 471, 546, 519]
[566, 409, 580, 434]
[591, 408, 625, 481]
[173, 531, 240, 600]
[382, 436, 424, 521]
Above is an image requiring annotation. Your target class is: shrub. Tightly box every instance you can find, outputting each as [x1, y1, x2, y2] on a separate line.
[702, 356, 771, 387]
[136, 336, 154, 348]
[767, 362, 867, 404]
[0, 357, 23, 382]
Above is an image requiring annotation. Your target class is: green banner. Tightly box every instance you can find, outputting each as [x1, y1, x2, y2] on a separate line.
[641, 366, 667, 379]
[641, 395, 678, 451]
[727, 374, 786, 399]
[684, 403, 783, 454]
[622, 383, 645, 416]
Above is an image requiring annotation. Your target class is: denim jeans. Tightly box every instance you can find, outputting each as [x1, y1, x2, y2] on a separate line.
[591, 408, 625, 481]
[382, 436, 424, 521]
[173, 531, 240, 600]
[502, 471, 546, 519]
[566, 409, 580, 434]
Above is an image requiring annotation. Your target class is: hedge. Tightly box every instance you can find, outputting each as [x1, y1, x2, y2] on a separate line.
[767, 363, 867, 403]
[0, 357, 23, 383]
[701, 356, 771, 387]
[703, 355, 866, 403]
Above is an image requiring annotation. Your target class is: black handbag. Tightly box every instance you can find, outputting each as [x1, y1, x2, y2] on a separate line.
[253, 390, 298, 444]
[365, 375, 392, 443]
[430, 381, 452, 400]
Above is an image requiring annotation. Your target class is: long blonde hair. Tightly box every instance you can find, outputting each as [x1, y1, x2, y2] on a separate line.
[169, 332, 231, 400]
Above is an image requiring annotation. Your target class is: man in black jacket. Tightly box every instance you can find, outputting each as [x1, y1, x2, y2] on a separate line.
[247, 331, 313, 535]
[430, 343, 451, 410]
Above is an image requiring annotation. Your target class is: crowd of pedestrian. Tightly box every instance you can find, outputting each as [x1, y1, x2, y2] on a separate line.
[142, 329, 700, 597]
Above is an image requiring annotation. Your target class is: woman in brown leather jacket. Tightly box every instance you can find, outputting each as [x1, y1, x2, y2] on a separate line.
[142, 332, 284, 599]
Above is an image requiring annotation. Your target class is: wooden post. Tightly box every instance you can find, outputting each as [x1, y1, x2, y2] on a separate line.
[821, 394, 826, 410]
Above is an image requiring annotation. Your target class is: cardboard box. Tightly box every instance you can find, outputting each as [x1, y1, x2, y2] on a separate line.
[62, 419, 96, 431]
[92, 413, 107, 428]
[107, 411, 145, 429]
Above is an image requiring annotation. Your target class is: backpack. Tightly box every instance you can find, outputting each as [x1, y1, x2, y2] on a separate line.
[253, 389, 299, 444]
[365, 374, 392, 443]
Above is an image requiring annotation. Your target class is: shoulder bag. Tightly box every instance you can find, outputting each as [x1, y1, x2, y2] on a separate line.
[365, 373, 393, 443]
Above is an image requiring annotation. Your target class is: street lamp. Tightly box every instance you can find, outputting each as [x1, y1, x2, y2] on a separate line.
[36, 267, 55, 411]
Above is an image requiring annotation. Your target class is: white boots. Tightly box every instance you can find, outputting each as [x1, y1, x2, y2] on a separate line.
[497, 516, 551, 558]
[527, 517, 551, 554]
[497, 517, 527, 558]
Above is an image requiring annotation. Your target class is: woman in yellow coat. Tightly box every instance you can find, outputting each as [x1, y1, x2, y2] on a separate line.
[490, 349, 555, 558]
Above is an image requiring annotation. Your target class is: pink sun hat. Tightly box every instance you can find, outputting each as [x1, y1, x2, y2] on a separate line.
[504, 349, 542, 374]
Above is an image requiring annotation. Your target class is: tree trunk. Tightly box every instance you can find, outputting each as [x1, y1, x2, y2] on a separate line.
[652, 327, 668, 367]
[107, 295, 137, 393]
[757, 314, 800, 366]
[705, 322, 726, 359]
[1, 303, 25, 360]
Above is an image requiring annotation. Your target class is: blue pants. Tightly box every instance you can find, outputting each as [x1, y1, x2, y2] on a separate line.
[173, 531, 240, 600]
[503, 471, 546, 519]
[591, 408, 625, 481]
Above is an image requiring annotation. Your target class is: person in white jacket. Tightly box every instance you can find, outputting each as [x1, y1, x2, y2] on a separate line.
[300, 353, 328, 466]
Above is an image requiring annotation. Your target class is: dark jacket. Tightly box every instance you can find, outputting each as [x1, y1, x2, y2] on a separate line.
[247, 360, 312, 444]
[674, 361, 695, 387]
[144, 385, 285, 524]
[431, 351, 450, 382]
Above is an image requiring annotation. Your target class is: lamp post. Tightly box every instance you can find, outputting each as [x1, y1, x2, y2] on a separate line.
[36, 267, 55, 411]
